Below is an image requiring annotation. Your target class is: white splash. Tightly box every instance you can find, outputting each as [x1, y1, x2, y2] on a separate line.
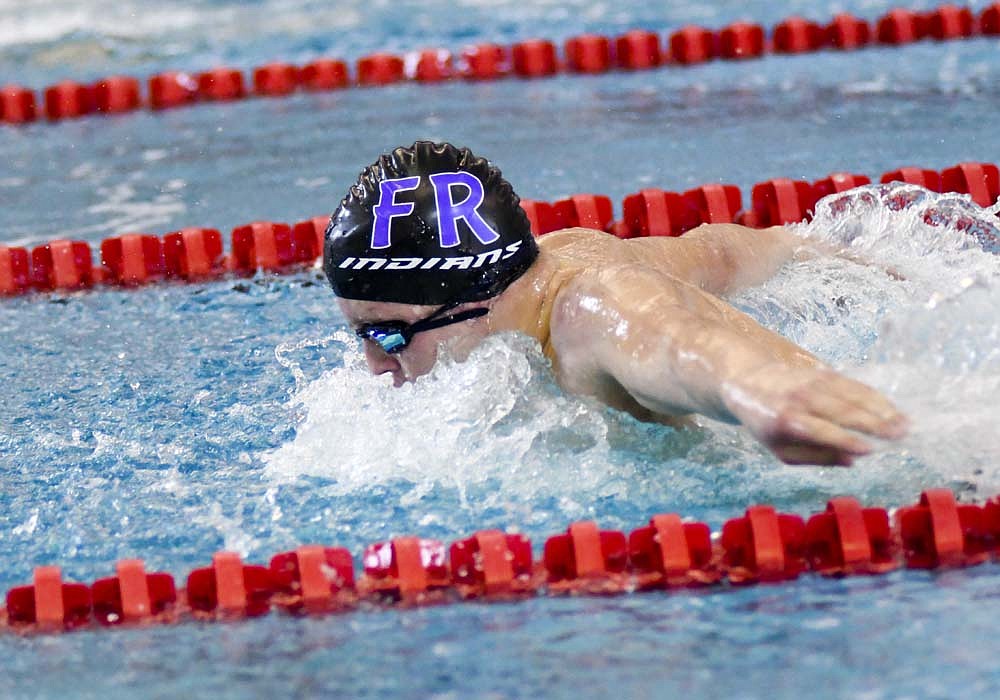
[264, 332, 636, 505]
[763, 184, 1000, 494]
[265, 184, 1000, 505]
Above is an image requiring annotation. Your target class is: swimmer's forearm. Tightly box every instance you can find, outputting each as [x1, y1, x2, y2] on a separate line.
[559, 266, 905, 465]
[604, 306, 820, 423]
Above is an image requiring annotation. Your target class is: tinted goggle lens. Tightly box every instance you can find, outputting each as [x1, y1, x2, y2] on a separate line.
[356, 323, 410, 354]
[354, 304, 489, 355]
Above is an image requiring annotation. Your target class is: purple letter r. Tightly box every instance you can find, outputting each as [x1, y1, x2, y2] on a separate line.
[429, 172, 501, 248]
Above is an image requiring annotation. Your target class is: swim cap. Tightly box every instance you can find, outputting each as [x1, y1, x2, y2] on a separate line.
[323, 141, 539, 305]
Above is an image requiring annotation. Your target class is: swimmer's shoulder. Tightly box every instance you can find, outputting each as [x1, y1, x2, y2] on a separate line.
[536, 227, 636, 265]
[537, 227, 693, 283]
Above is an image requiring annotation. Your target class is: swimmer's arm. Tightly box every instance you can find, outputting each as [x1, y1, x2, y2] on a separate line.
[627, 224, 804, 296]
[551, 266, 908, 466]
[633, 224, 906, 293]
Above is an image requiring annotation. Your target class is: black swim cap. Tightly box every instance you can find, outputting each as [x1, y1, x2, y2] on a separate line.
[323, 141, 538, 305]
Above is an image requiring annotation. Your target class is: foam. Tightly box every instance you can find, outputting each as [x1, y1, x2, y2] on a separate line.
[265, 185, 1000, 511]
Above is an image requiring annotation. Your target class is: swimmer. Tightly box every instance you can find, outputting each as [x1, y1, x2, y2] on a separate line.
[324, 141, 908, 467]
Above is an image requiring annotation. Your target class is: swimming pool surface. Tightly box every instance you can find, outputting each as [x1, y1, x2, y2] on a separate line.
[2, 1, 1000, 698]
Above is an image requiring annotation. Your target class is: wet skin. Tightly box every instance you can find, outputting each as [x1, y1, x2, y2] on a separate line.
[338, 224, 909, 467]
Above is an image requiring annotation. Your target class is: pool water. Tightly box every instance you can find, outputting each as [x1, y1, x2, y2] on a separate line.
[2, 1, 1000, 698]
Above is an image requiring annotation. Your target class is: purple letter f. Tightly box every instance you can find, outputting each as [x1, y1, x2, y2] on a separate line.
[371, 176, 420, 249]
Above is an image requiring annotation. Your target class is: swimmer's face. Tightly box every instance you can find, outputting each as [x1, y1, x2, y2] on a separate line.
[338, 298, 491, 387]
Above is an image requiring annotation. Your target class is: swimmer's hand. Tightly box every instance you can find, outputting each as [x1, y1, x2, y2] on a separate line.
[792, 237, 907, 281]
[721, 362, 909, 466]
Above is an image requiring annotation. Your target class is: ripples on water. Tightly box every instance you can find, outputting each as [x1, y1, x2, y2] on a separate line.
[3, 2, 1000, 696]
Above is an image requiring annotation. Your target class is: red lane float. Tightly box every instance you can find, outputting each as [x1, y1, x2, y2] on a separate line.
[669, 26, 717, 65]
[825, 14, 872, 50]
[683, 184, 743, 224]
[0, 246, 31, 296]
[44, 81, 94, 120]
[804, 498, 897, 575]
[622, 188, 700, 237]
[926, 4, 975, 40]
[186, 552, 275, 617]
[100, 234, 166, 286]
[5, 566, 92, 629]
[197, 68, 246, 101]
[940, 162, 1000, 208]
[544, 521, 629, 593]
[876, 8, 928, 45]
[292, 216, 328, 263]
[92, 76, 141, 114]
[896, 489, 993, 568]
[720, 505, 807, 583]
[718, 22, 766, 60]
[270, 546, 356, 612]
[615, 30, 663, 70]
[411, 50, 454, 82]
[357, 53, 406, 86]
[629, 513, 719, 588]
[880, 167, 943, 192]
[31, 240, 94, 291]
[1, 84, 37, 124]
[361, 537, 451, 602]
[985, 498, 1000, 550]
[553, 194, 614, 232]
[148, 72, 199, 110]
[512, 39, 559, 78]
[565, 35, 613, 74]
[983, 3, 1000, 34]
[163, 227, 225, 280]
[519, 199, 563, 236]
[300, 59, 350, 91]
[741, 178, 817, 227]
[253, 63, 300, 96]
[461, 44, 509, 80]
[450, 530, 536, 597]
[230, 222, 297, 273]
[772, 17, 825, 54]
[812, 172, 873, 199]
[91, 559, 177, 625]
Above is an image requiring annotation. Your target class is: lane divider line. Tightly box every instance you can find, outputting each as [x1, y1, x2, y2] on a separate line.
[2, 490, 998, 635]
[2, 160, 997, 300]
[2, 4, 999, 127]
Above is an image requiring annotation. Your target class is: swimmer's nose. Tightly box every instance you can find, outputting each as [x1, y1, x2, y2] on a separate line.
[363, 341, 404, 383]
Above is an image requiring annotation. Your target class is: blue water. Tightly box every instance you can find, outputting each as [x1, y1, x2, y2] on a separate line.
[3, 1, 1000, 699]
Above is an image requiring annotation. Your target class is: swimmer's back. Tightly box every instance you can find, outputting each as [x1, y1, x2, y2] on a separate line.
[537, 223, 798, 297]
[536, 226, 696, 286]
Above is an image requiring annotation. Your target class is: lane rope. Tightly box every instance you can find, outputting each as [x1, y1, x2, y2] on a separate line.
[2, 160, 997, 299]
[1, 4, 999, 126]
[2, 488, 998, 634]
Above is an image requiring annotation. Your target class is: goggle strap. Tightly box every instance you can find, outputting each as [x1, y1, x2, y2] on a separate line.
[407, 306, 489, 336]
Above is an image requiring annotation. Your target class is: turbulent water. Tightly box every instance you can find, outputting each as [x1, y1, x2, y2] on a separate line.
[266, 184, 1000, 519]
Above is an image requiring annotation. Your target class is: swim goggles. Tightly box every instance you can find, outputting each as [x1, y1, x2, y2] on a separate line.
[354, 302, 489, 354]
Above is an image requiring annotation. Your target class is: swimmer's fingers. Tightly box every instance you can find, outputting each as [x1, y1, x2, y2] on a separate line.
[825, 373, 903, 422]
[768, 412, 873, 467]
[801, 379, 909, 440]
